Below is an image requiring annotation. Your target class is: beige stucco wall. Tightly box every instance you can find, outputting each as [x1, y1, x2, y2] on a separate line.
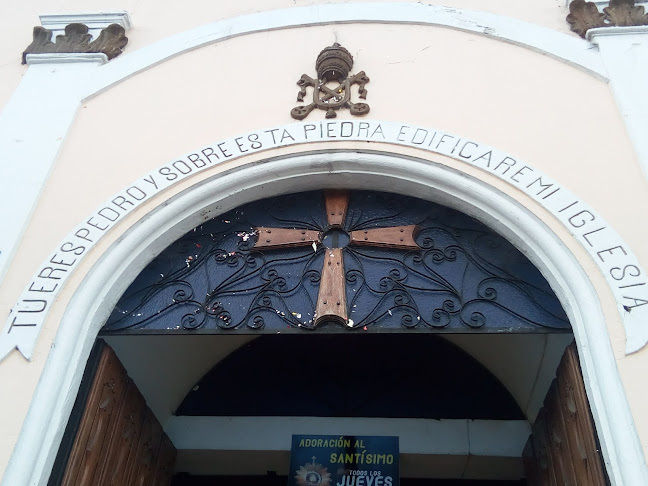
[0, 0, 575, 114]
[1, 11, 648, 482]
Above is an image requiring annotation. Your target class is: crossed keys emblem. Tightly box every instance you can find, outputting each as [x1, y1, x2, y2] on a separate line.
[290, 43, 370, 120]
[253, 191, 418, 327]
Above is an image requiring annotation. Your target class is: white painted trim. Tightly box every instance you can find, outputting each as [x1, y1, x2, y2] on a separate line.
[39, 11, 132, 31]
[1, 152, 646, 486]
[165, 417, 530, 456]
[83, 3, 606, 99]
[25, 53, 108, 65]
[586, 27, 648, 179]
[0, 61, 93, 285]
[587, 25, 648, 40]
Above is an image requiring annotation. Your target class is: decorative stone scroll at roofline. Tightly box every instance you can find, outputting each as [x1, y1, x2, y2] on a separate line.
[22, 23, 128, 64]
[567, 0, 648, 38]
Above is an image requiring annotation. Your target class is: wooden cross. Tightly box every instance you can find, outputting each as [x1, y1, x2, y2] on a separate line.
[253, 191, 419, 327]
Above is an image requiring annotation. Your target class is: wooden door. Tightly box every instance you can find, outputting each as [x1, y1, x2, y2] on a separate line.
[523, 342, 607, 485]
[48, 340, 176, 486]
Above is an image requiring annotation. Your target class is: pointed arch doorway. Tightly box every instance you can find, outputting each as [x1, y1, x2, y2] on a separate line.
[50, 188, 606, 485]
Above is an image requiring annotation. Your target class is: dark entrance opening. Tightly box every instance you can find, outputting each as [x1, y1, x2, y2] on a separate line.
[176, 334, 524, 420]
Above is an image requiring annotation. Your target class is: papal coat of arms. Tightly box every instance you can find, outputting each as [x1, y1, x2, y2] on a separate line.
[291, 43, 370, 120]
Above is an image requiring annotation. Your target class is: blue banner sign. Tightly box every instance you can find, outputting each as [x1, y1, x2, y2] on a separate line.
[288, 435, 399, 486]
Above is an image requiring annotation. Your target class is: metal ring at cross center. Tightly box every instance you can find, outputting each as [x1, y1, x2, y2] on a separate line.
[321, 228, 350, 248]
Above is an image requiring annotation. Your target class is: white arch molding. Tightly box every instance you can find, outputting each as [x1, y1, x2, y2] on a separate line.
[2, 152, 646, 486]
[82, 2, 607, 97]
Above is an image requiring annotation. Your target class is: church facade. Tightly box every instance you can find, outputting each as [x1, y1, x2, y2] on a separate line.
[1, 1, 648, 484]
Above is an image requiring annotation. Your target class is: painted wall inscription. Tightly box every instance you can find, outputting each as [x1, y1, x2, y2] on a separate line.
[1, 120, 647, 360]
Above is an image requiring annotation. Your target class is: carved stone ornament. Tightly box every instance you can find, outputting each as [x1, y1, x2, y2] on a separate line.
[291, 43, 370, 120]
[567, 0, 648, 38]
[604, 0, 648, 26]
[22, 23, 128, 64]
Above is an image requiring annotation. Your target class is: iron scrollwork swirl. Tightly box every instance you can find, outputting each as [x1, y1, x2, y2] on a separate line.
[102, 191, 570, 334]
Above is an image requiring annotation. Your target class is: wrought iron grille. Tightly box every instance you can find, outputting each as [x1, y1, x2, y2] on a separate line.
[102, 190, 569, 334]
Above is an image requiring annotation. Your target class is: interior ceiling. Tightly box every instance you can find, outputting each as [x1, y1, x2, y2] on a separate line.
[175, 334, 525, 419]
[105, 333, 573, 427]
